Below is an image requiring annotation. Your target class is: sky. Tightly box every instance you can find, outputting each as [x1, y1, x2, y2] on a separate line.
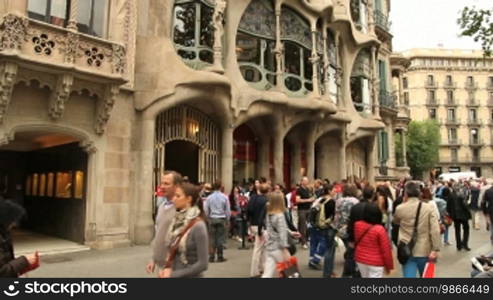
[391, 0, 492, 51]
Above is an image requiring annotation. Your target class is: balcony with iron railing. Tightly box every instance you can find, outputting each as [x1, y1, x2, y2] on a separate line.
[465, 81, 478, 90]
[469, 138, 484, 147]
[443, 80, 457, 89]
[426, 98, 439, 106]
[445, 97, 457, 106]
[488, 98, 493, 107]
[374, 10, 391, 34]
[467, 118, 482, 126]
[379, 90, 397, 110]
[466, 98, 480, 107]
[441, 138, 461, 147]
[425, 80, 438, 89]
[488, 81, 493, 90]
[443, 117, 461, 126]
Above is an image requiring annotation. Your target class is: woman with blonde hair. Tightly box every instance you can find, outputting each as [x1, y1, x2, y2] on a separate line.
[262, 192, 292, 278]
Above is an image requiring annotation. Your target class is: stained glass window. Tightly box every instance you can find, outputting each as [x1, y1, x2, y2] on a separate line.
[237, 0, 277, 89]
[281, 6, 312, 95]
[173, 0, 215, 68]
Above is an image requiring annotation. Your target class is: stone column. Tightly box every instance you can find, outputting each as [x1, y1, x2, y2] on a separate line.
[8, 0, 28, 15]
[272, 128, 284, 185]
[334, 31, 343, 106]
[221, 126, 234, 194]
[316, 138, 330, 180]
[367, 136, 376, 184]
[134, 118, 155, 244]
[257, 137, 270, 179]
[274, 3, 283, 91]
[368, 0, 375, 33]
[340, 141, 347, 180]
[402, 129, 408, 167]
[322, 21, 330, 101]
[67, 0, 79, 31]
[209, 0, 226, 74]
[290, 139, 302, 186]
[310, 24, 320, 97]
[371, 46, 379, 117]
[305, 132, 316, 180]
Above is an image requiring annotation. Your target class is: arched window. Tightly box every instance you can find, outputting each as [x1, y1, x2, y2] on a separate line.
[236, 0, 277, 90]
[327, 30, 338, 102]
[351, 49, 372, 113]
[281, 6, 313, 95]
[172, 0, 215, 69]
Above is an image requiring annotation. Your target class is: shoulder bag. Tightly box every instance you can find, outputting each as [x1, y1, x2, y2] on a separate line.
[397, 202, 422, 265]
[164, 217, 201, 269]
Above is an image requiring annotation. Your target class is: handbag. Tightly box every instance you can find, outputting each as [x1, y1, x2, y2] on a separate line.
[277, 257, 302, 278]
[397, 202, 422, 265]
[443, 214, 453, 226]
[164, 217, 201, 269]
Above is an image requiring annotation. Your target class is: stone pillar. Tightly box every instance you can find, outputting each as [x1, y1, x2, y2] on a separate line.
[340, 141, 347, 180]
[305, 132, 316, 180]
[310, 24, 320, 97]
[134, 118, 155, 244]
[8, 0, 27, 15]
[316, 138, 330, 180]
[367, 136, 376, 184]
[291, 139, 302, 187]
[371, 46, 379, 117]
[67, 0, 79, 31]
[274, 3, 283, 91]
[272, 128, 284, 186]
[402, 129, 408, 167]
[368, 0, 375, 33]
[334, 31, 343, 106]
[257, 137, 270, 178]
[221, 126, 234, 194]
[322, 21, 330, 101]
[209, 0, 226, 74]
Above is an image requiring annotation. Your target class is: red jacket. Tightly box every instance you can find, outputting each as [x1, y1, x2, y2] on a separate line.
[354, 221, 394, 271]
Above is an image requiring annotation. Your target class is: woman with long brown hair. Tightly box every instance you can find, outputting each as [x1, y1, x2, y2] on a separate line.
[159, 183, 209, 278]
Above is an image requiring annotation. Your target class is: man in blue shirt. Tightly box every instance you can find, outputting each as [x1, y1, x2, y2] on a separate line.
[205, 180, 231, 262]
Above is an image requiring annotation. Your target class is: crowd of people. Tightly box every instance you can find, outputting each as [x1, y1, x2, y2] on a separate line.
[1, 171, 492, 278]
[145, 171, 493, 278]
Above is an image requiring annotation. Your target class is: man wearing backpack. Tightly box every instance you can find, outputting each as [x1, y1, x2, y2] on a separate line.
[308, 184, 335, 270]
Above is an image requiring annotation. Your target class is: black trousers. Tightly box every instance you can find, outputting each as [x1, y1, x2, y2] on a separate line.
[454, 219, 470, 249]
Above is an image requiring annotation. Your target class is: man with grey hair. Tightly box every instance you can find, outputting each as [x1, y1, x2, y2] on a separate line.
[394, 181, 441, 278]
[146, 170, 183, 275]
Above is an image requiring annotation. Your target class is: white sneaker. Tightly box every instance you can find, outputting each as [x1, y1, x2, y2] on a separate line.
[302, 244, 308, 249]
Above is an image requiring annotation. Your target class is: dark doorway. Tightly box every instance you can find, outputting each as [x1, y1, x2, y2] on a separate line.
[0, 138, 87, 244]
[165, 141, 199, 184]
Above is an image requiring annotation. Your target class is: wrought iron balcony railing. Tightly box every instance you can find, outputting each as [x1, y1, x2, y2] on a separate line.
[465, 81, 478, 90]
[379, 90, 396, 109]
[374, 10, 391, 33]
[426, 98, 439, 106]
[425, 80, 438, 89]
[443, 81, 457, 88]
[467, 118, 482, 126]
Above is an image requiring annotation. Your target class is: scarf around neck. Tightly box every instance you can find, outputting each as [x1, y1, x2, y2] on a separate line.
[167, 205, 201, 265]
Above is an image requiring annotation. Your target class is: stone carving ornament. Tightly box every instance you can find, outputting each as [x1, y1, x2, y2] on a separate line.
[32, 33, 55, 56]
[0, 14, 29, 52]
[48, 74, 74, 120]
[0, 62, 18, 124]
[111, 43, 126, 74]
[95, 85, 119, 135]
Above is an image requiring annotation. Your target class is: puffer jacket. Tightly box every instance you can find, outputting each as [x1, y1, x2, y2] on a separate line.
[354, 221, 393, 271]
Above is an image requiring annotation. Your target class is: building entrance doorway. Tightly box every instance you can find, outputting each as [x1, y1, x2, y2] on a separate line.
[165, 140, 199, 184]
[0, 130, 89, 252]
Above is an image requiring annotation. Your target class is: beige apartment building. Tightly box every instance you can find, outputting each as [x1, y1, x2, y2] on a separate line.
[395, 49, 493, 178]
[0, 0, 408, 249]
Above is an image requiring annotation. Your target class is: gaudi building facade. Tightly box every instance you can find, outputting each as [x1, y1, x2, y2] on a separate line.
[396, 49, 493, 178]
[0, 0, 408, 248]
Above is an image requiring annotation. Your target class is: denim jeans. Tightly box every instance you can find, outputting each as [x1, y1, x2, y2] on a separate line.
[443, 225, 449, 243]
[322, 228, 337, 277]
[402, 257, 428, 278]
[309, 228, 328, 265]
